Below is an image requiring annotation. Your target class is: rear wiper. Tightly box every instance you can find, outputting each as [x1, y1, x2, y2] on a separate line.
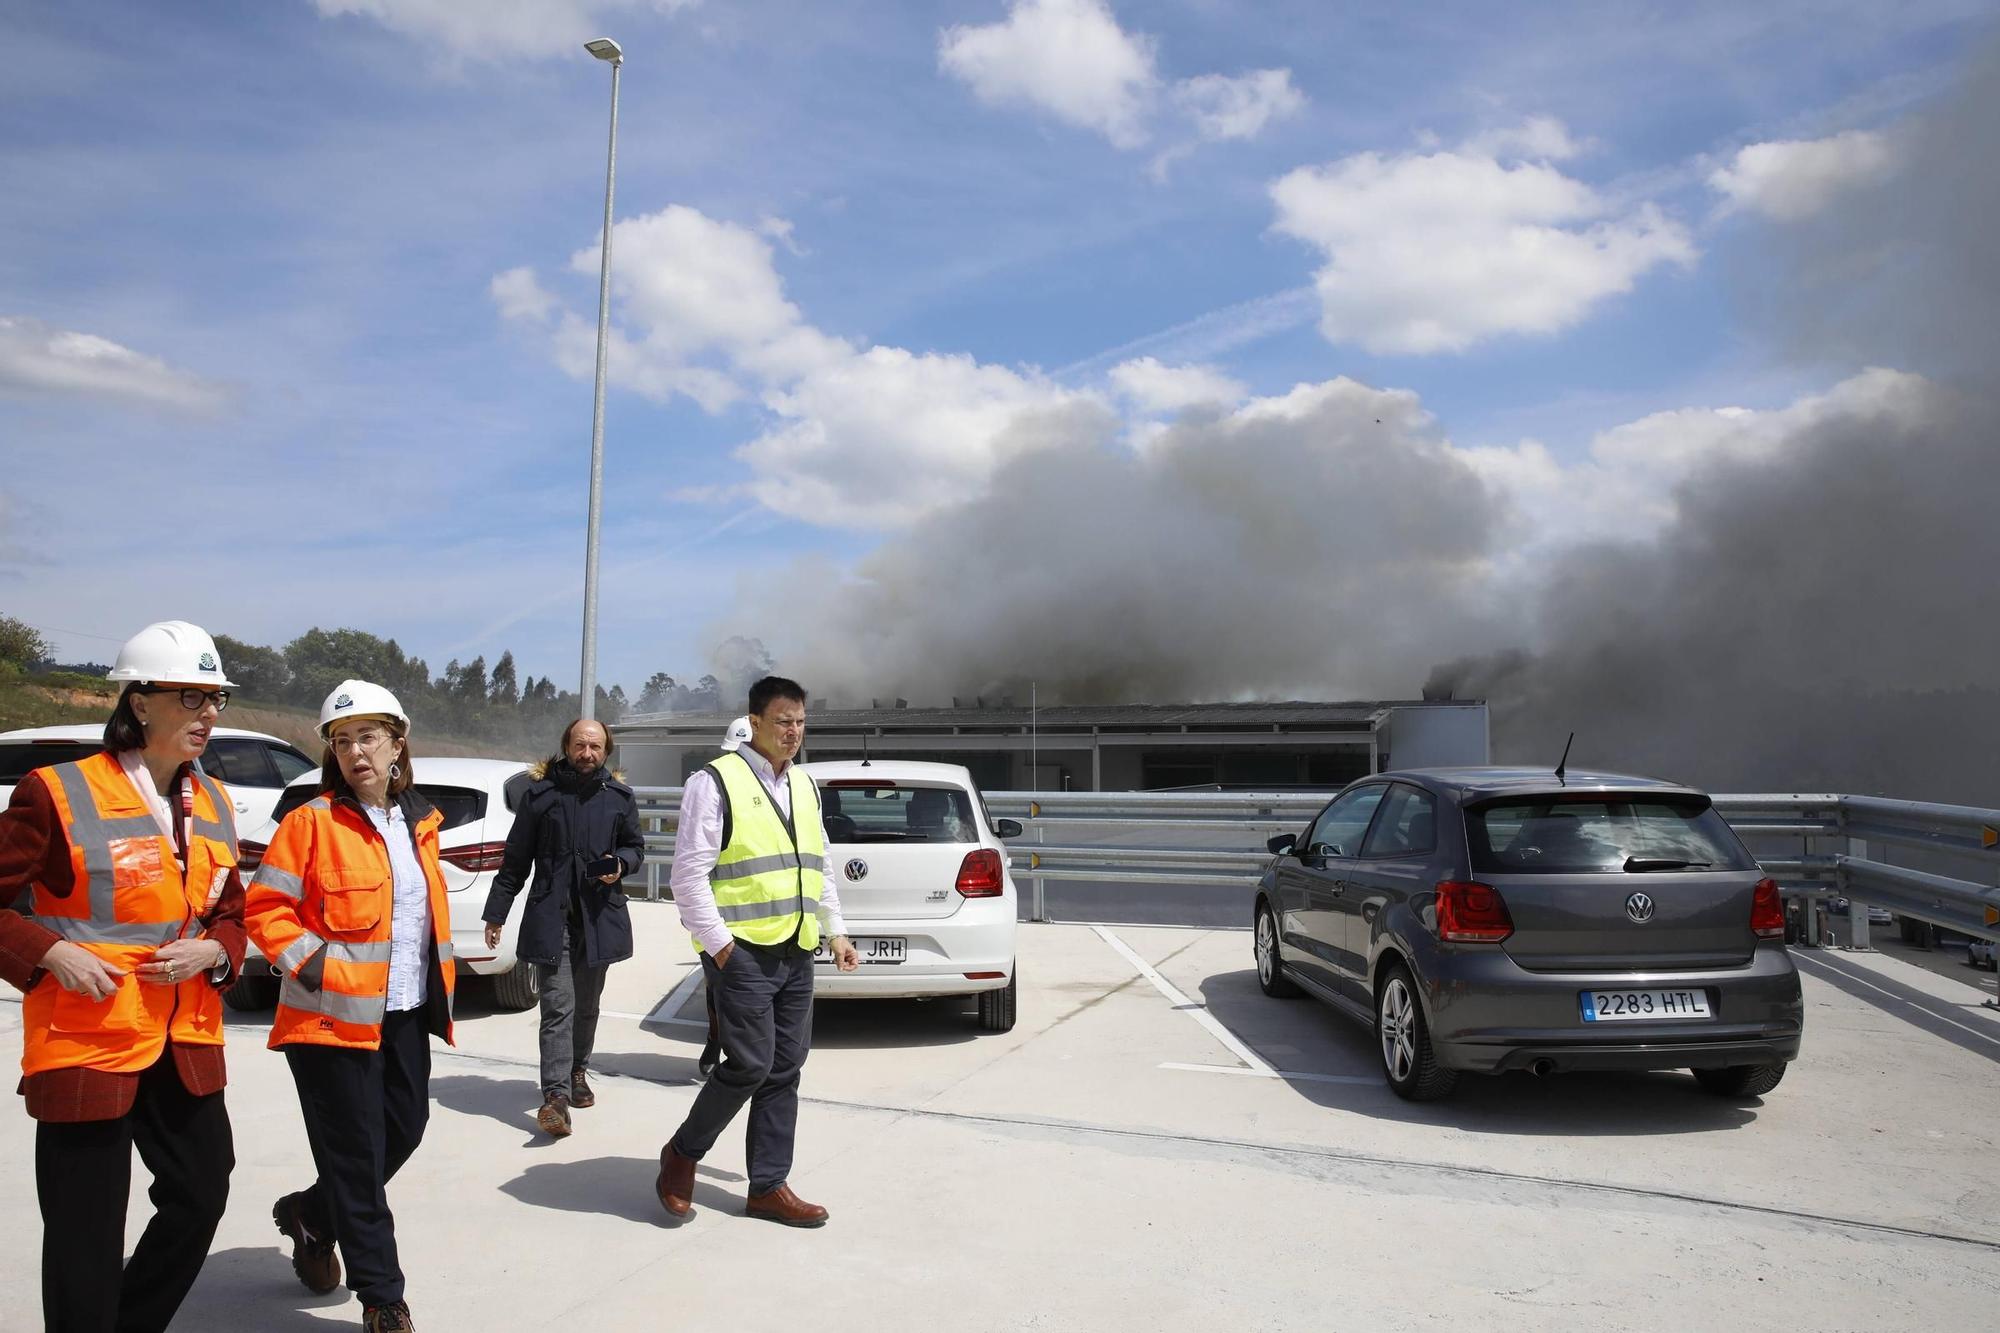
[1623, 857, 1712, 872]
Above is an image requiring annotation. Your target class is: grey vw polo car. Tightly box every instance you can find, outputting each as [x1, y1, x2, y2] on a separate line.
[1253, 767, 1803, 1101]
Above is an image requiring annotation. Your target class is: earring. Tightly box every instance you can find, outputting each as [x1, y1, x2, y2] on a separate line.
[389, 762, 402, 780]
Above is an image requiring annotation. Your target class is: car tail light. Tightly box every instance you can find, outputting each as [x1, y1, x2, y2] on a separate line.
[955, 848, 1005, 898]
[1436, 879, 1513, 943]
[237, 840, 267, 874]
[441, 842, 509, 874]
[1750, 877, 1785, 939]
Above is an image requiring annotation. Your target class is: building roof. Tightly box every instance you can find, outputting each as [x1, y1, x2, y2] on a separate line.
[614, 699, 1480, 739]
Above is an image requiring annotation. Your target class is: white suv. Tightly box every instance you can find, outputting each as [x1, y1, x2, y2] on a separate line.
[0, 724, 315, 832]
[804, 760, 1020, 1031]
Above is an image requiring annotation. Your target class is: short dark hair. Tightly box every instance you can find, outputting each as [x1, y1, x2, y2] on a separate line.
[320, 720, 414, 803]
[103, 685, 147, 754]
[748, 676, 807, 717]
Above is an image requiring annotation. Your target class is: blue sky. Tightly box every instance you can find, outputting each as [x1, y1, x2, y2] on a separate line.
[2, 0, 1992, 700]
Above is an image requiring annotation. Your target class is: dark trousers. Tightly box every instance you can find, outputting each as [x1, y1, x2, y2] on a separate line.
[670, 941, 814, 1195]
[36, 1049, 234, 1333]
[537, 928, 608, 1096]
[283, 1009, 431, 1308]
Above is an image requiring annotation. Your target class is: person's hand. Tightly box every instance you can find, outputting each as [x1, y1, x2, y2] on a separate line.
[713, 941, 736, 969]
[136, 938, 224, 987]
[597, 871, 622, 884]
[41, 941, 126, 1000]
[484, 923, 502, 949]
[830, 935, 860, 972]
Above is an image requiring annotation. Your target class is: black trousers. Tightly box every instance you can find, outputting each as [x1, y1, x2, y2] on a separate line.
[283, 1009, 431, 1308]
[36, 1049, 234, 1333]
[671, 941, 814, 1196]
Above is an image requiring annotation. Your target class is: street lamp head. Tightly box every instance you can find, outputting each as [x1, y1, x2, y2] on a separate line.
[585, 37, 623, 64]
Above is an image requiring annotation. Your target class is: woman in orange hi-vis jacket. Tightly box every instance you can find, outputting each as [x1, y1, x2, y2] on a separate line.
[245, 680, 453, 1333]
[0, 620, 247, 1333]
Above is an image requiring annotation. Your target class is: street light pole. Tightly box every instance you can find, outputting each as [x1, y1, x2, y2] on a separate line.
[579, 36, 623, 721]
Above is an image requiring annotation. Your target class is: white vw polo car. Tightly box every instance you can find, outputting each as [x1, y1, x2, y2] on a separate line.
[804, 760, 1020, 1031]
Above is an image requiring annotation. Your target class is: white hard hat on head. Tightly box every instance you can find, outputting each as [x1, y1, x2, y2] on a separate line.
[107, 620, 237, 689]
[721, 716, 754, 751]
[319, 679, 411, 739]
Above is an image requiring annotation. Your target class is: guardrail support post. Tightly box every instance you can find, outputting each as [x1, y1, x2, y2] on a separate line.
[1847, 837, 1872, 951]
[1031, 819, 1048, 924]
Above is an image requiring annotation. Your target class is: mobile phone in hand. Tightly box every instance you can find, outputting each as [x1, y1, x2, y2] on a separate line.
[586, 855, 623, 880]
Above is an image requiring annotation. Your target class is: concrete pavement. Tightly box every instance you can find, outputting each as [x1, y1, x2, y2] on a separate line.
[3, 903, 1998, 1331]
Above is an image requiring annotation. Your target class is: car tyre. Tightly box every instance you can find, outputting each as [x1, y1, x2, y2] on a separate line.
[1254, 904, 1300, 998]
[976, 967, 1017, 1033]
[490, 961, 541, 1012]
[1691, 1063, 1787, 1098]
[1376, 963, 1457, 1101]
[222, 973, 279, 1013]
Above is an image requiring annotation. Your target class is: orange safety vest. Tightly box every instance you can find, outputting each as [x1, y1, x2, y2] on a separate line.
[21, 751, 237, 1078]
[244, 792, 455, 1051]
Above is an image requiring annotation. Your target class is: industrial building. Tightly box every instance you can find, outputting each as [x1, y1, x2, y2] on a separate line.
[612, 700, 1488, 792]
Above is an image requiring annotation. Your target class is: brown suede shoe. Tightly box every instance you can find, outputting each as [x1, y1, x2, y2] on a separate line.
[569, 1067, 595, 1108]
[746, 1183, 829, 1228]
[271, 1191, 340, 1295]
[363, 1300, 414, 1331]
[537, 1092, 572, 1138]
[655, 1142, 696, 1218]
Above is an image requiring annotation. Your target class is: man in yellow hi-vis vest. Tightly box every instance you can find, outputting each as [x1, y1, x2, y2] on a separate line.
[656, 676, 857, 1226]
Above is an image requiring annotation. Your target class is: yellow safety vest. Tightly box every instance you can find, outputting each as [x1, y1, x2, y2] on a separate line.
[701, 751, 824, 951]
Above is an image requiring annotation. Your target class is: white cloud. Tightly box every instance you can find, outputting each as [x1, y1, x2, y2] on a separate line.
[742, 347, 1110, 529]
[1463, 115, 1586, 162]
[1708, 129, 1897, 221]
[1173, 68, 1305, 143]
[312, 0, 698, 61]
[1109, 357, 1246, 414]
[0, 315, 228, 414]
[1270, 131, 1696, 354]
[939, 0, 1159, 149]
[1456, 367, 1930, 551]
[490, 266, 558, 323]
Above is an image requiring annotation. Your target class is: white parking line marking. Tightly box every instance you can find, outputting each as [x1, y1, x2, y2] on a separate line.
[1159, 1061, 1379, 1087]
[1092, 924, 1276, 1075]
[1792, 952, 2000, 1049]
[629, 963, 710, 1028]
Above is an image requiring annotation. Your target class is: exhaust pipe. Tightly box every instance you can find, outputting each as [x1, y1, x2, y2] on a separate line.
[1530, 1058, 1556, 1077]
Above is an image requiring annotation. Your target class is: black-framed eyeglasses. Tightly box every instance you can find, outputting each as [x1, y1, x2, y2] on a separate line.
[137, 686, 231, 713]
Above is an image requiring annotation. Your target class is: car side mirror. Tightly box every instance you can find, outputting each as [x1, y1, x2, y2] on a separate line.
[1267, 833, 1297, 856]
[993, 818, 1023, 839]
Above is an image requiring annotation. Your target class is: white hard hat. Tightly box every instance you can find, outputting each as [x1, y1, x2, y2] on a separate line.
[319, 679, 411, 739]
[106, 620, 237, 688]
[721, 716, 754, 751]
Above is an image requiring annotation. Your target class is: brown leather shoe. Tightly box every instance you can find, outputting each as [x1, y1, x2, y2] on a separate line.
[272, 1191, 340, 1294]
[656, 1142, 696, 1218]
[569, 1067, 595, 1108]
[537, 1092, 572, 1138]
[746, 1183, 829, 1228]
[363, 1300, 414, 1331]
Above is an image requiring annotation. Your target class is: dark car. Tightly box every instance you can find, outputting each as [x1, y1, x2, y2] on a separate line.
[1252, 767, 1803, 1101]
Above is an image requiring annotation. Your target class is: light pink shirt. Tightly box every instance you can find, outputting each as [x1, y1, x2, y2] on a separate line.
[671, 745, 846, 955]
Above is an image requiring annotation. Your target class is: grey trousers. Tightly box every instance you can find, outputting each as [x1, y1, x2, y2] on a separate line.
[669, 941, 813, 1195]
[537, 929, 609, 1097]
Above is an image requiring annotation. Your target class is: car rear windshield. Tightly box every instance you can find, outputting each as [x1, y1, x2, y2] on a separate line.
[0, 742, 103, 784]
[1466, 795, 1755, 874]
[821, 782, 979, 843]
[268, 783, 485, 833]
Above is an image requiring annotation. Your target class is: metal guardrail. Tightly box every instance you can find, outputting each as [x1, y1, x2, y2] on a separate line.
[630, 787, 2000, 943]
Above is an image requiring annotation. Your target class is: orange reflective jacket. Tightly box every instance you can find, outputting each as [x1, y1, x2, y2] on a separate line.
[21, 752, 236, 1078]
[245, 790, 455, 1050]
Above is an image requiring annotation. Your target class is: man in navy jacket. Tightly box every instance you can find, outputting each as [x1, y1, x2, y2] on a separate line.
[482, 719, 646, 1137]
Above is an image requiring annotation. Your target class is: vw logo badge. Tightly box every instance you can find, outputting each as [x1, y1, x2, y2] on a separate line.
[1625, 892, 1656, 923]
[844, 858, 869, 882]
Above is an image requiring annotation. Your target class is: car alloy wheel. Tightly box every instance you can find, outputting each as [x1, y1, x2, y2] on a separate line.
[1256, 912, 1276, 986]
[1380, 976, 1417, 1084]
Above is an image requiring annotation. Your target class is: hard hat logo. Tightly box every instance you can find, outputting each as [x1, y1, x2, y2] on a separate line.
[198, 652, 217, 672]
[335, 694, 353, 710]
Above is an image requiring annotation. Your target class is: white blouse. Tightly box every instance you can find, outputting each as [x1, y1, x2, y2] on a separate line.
[364, 803, 431, 1012]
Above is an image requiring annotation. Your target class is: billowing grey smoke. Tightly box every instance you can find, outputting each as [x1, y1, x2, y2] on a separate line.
[723, 44, 2000, 804]
[732, 378, 1512, 705]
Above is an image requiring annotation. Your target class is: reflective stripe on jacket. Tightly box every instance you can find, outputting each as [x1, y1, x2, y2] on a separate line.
[245, 789, 455, 1051]
[21, 751, 236, 1077]
[702, 751, 825, 951]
